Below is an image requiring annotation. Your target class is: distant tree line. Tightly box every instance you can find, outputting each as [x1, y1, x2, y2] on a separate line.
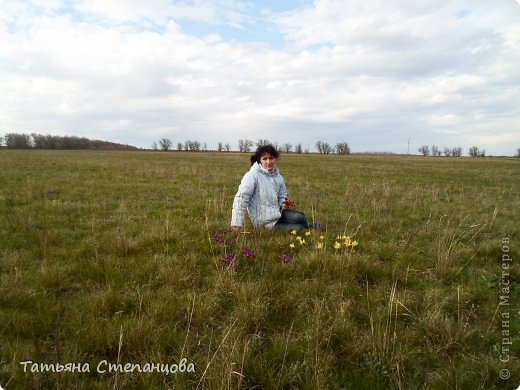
[0, 133, 138, 150]
[418, 145, 462, 157]
[3, 132, 514, 157]
[418, 145, 490, 158]
[153, 139, 209, 152]
[315, 141, 350, 155]
[153, 138, 350, 155]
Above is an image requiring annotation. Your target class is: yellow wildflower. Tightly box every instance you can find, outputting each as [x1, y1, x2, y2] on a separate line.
[319, 235, 325, 240]
[299, 239, 306, 245]
[351, 240, 358, 248]
[316, 242, 324, 250]
[305, 230, 311, 236]
[334, 241, 341, 250]
[291, 230, 297, 235]
[289, 243, 295, 249]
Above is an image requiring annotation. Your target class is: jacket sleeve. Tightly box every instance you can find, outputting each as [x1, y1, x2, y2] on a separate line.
[278, 175, 288, 206]
[231, 171, 256, 227]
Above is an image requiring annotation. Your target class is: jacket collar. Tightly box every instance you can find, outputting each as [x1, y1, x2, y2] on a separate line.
[252, 162, 279, 176]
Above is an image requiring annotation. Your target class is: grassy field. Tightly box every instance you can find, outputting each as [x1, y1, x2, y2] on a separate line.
[0, 150, 518, 389]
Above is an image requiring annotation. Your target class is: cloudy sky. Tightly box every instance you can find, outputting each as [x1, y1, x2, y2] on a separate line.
[1, 0, 519, 154]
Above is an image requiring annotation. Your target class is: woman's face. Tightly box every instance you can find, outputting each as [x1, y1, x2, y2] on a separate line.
[260, 153, 276, 172]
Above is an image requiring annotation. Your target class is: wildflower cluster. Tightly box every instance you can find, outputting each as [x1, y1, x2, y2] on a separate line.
[285, 230, 312, 259]
[333, 235, 359, 252]
[286, 230, 359, 257]
[288, 229, 311, 248]
[221, 252, 236, 266]
[210, 227, 360, 270]
[219, 246, 257, 268]
[211, 229, 257, 268]
[211, 233, 232, 245]
[283, 197, 298, 210]
[315, 235, 325, 250]
[211, 229, 290, 269]
[241, 247, 257, 258]
[279, 253, 293, 263]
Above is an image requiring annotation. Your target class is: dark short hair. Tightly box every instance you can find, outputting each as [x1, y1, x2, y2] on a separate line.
[250, 144, 279, 165]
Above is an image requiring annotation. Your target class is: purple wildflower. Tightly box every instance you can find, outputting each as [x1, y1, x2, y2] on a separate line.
[280, 253, 292, 263]
[221, 252, 236, 265]
[241, 247, 256, 258]
[211, 233, 225, 244]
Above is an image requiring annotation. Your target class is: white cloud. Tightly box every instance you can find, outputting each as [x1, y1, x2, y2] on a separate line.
[0, 0, 519, 154]
[74, 0, 253, 27]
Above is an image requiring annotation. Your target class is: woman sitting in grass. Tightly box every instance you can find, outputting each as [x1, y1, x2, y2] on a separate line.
[231, 144, 316, 231]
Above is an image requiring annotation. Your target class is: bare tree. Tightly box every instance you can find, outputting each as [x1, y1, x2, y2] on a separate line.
[323, 142, 332, 154]
[315, 141, 331, 154]
[418, 145, 430, 156]
[225, 143, 231, 152]
[159, 138, 172, 151]
[516, 148, 520, 158]
[239, 139, 254, 152]
[151, 141, 158, 151]
[177, 142, 183, 151]
[469, 146, 480, 157]
[217, 142, 223, 152]
[282, 143, 292, 153]
[190, 141, 201, 151]
[443, 147, 452, 157]
[452, 147, 462, 157]
[335, 142, 351, 155]
[256, 139, 270, 148]
[295, 143, 303, 154]
[431, 145, 441, 156]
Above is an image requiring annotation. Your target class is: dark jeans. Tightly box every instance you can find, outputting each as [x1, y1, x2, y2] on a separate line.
[275, 210, 320, 231]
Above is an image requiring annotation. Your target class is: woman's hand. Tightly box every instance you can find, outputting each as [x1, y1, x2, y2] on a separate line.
[282, 197, 297, 210]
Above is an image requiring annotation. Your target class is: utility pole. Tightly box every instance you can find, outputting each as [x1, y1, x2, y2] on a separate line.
[407, 138, 411, 155]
